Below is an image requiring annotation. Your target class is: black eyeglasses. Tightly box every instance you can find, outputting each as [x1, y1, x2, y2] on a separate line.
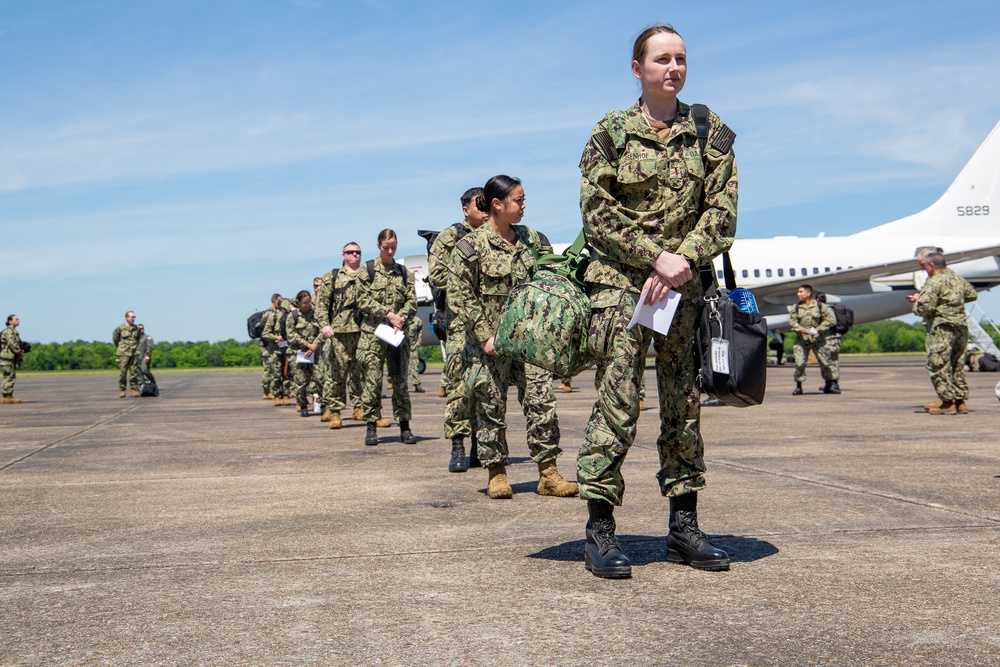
[344, 250, 361, 255]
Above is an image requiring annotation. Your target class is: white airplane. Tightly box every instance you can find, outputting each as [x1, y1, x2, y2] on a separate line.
[404, 119, 1000, 347]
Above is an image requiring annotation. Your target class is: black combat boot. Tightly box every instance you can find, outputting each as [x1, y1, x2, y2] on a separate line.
[792, 382, 803, 395]
[584, 499, 632, 579]
[365, 422, 379, 446]
[822, 379, 841, 394]
[467, 433, 481, 468]
[399, 420, 417, 444]
[448, 437, 468, 473]
[666, 493, 730, 571]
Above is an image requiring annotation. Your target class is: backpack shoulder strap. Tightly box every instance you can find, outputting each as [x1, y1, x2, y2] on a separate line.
[366, 259, 375, 282]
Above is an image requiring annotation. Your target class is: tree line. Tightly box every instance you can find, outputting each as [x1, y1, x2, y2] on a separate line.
[16, 319, 999, 372]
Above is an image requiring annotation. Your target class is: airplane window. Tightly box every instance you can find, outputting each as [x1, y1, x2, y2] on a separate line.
[813, 268, 819, 274]
[836, 266, 842, 270]
[717, 270, 724, 279]
[802, 268, 808, 275]
[754, 269, 760, 277]
[789, 268, 796, 276]
[766, 269, 772, 277]
[824, 267, 830, 272]
[742, 269, 748, 278]
[777, 268, 784, 277]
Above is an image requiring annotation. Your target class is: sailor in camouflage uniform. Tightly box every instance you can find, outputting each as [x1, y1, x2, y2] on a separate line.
[262, 296, 292, 406]
[316, 243, 365, 429]
[427, 187, 488, 472]
[112, 311, 141, 398]
[356, 229, 419, 446]
[789, 285, 838, 395]
[908, 252, 978, 414]
[260, 294, 282, 400]
[576, 25, 737, 578]
[286, 290, 322, 417]
[407, 315, 424, 393]
[448, 175, 577, 500]
[1, 314, 23, 403]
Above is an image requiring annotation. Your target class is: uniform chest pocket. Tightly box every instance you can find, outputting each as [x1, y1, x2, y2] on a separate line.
[615, 157, 663, 209]
[480, 261, 512, 298]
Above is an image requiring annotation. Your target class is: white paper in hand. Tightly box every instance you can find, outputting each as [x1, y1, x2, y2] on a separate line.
[627, 285, 680, 336]
[295, 350, 314, 364]
[375, 323, 406, 347]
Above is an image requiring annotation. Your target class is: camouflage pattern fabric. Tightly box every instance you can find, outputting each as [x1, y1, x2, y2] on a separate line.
[321, 332, 361, 412]
[821, 333, 841, 379]
[652, 279, 708, 497]
[408, 315, 423, 388]
[576, 290, 650, 505]
[925, 323, 969, 401]
[356, 259, 417, 422]
[429, 221, 477, 438]
[112, 322, 141, 391]
[577, 101, 738, 506]
[262, 307, 290, 398]
[287, 308, 322, 409]
[1, 325, 20, 396]
[462, 346, 560, 467]
[789, 300, 838, 382]
[449, 223, 561, 465]
[494, 271, 592, 376]
[260, 307, 278, 394]
[915, 268, 978, 401]
[136, 335, 155, 384]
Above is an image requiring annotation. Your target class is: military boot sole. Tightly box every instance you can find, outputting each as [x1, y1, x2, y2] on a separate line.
[665, 547, 730, 571]
[583, 550, 632, 579]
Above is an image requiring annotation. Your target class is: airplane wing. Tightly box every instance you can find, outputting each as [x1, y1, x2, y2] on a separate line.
[747, 243, 1000, 304]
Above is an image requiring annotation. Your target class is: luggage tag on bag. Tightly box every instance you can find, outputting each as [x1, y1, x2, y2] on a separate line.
[711, 337, 730, 375]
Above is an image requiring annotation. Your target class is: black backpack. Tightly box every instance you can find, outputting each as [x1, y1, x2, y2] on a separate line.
[247, 311, 265, 339]
[830, 303, 854, 335]
[417, 224, 468, 313]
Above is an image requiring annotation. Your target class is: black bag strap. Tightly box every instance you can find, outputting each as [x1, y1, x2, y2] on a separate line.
[691, 103, 737, 293]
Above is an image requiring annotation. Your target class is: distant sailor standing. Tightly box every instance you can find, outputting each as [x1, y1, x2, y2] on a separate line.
[576, 23, 737, 577]
[112, 310, 141, 398]
[1, 314, 23, 404]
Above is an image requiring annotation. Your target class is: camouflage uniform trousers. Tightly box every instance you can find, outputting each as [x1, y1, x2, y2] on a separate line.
[260, 343, 271, 393]
[464, 346, 560, 467]
[358, 331, 411, 423]
[822, 333, 841, 380]
[926, 323, 969, 401]
[321, 332, 362, 412]
[408, 316, 423, 389]
[292, 358, 320, 410]
[268, 348, 291, 398]
[577, 290, 650, 506]
[117, 352, 139, 391]
[793, 334, 838, 382]
[1, 360, 16, 396]
[443, 320, 475, 439]
[652, 284, 708, 498]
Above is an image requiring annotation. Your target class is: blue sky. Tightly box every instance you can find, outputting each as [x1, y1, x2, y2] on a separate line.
[2, 0, 1000, 342]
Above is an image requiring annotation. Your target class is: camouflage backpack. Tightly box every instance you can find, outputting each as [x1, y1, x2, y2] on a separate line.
[494, 231, 593, 376]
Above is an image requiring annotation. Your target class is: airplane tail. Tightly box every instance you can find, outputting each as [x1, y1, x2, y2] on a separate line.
[854, 119, 1000, 238]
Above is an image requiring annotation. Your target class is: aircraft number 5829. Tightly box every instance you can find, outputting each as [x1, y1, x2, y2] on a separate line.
[956, 205, 989, 216]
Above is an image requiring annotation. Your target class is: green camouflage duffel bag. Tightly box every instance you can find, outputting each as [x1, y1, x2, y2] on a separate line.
[494, 231, 593, 377]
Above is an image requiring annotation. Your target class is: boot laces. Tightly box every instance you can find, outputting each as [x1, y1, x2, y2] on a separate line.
[675, 510, 708, 541]
[591, 520, 622, 554]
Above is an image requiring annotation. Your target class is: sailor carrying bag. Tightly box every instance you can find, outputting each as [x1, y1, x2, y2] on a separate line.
[494, 231, 593, 377]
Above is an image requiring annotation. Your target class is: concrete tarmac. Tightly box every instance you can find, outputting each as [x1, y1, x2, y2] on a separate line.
[1, 358, 999, 666]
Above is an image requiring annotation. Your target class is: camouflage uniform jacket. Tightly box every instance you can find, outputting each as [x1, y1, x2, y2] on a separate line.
[789, 300, 835, 338]
[136, 335, 153, 360]
[260, 307, 279, 348]
[914, 268, 978, 329]
[448, 223, 552, 345]
[0, 326, 20, 362]
[428, 221, 474, 291]
[261, 307, 287, 346]
[112, 323, 140, 356]
[286, 308, 322, 352]
[316, 267, 362, 334]
[579, 101, 738, 305]
[356, 260, 417, 333]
